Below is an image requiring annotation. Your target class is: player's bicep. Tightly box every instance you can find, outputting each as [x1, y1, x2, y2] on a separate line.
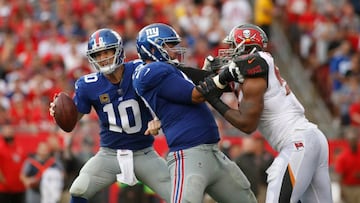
[158, 75, 194, 104]
[239, 77, 266, 127]
[133, 64, 170, 95]
[73, 92, 91, 114]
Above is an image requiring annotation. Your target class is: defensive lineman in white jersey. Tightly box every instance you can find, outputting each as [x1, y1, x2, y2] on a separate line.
[197, 24, 333, 203]
[250, 51, 317, 151]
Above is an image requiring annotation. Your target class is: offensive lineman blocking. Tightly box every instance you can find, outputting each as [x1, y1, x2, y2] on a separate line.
[133, 23, 257, 203]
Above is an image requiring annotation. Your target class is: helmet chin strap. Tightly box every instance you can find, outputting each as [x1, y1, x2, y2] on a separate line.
[140, 45, 159, 62]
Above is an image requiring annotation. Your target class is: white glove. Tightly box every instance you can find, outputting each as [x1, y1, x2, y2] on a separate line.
[213, 60, 245, 88]
[202, 55, 223, 73]
[228, 61, 244, 83]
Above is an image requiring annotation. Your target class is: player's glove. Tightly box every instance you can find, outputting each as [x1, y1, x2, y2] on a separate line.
[228, 60, 244, 83]
[217, 61, 244, 86]
[202, 55, 225, 73]
[196, 76, 223, 100]
[196, 76, 230, 116]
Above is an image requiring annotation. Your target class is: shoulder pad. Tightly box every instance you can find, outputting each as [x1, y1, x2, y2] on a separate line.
[131, 59, 144, 68]
[233, 53, 269, 78]
[133, 62, 172, 93]
[75, 72, 100, 90]
[140, 62, 171, 81]
[123, 60, 143, 69]
[132, 58, 144, 64]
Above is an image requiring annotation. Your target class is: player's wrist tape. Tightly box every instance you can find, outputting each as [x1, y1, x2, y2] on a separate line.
[208, 98, 230, 116]
[213, 75, 227, 89]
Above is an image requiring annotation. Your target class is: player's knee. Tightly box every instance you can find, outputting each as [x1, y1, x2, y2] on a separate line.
[69, 173, 92, 199]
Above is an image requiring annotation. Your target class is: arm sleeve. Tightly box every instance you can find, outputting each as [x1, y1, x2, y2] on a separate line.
[176, 66, 212, 85]
[73, 79, 91, 114]
[177, 65, 233, 92]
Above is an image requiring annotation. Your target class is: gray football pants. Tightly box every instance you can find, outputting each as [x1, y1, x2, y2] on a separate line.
[167, 144, 257, 203]
[69, 147, 171, 202]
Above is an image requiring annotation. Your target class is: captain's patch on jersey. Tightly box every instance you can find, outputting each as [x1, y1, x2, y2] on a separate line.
[99, 93, 110, 104]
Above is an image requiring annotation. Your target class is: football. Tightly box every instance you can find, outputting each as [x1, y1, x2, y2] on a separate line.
[54, 92, 78, 132]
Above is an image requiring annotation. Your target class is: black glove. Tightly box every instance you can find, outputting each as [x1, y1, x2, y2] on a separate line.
[218, 61, 244, 85]
[196, 76, 223, 100]
[196, 76, 230, 115]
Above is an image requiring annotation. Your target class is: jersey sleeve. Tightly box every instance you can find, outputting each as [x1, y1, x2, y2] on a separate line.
[233, 52, 269, 79]
[133, 62, 172, 95]
[177, 65, 234, 93]
[157, 73, 194, 104]
[133, 62, 194, 104]
[73, 77, 92, 114]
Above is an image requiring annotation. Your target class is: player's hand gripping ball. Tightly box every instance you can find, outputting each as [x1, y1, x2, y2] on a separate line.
[53, 92, 77, 132]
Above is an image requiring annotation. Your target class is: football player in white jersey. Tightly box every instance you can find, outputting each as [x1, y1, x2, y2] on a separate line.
[196, 24, 333, 203]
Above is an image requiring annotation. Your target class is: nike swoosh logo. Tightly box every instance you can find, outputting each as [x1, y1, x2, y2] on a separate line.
[248, 58, 255, 64]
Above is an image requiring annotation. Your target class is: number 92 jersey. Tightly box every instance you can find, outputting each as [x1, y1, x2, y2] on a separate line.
[74, 60, 154, 150]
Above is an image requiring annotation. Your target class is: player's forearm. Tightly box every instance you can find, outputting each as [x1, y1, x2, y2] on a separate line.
[220, 98, 261, 134]
[223, 109, 258, 134]
[192, 87, 206, 104]
[205, 97, 257, 133]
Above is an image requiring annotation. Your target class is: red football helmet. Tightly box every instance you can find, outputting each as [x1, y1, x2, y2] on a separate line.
[219, 24, 268, 57]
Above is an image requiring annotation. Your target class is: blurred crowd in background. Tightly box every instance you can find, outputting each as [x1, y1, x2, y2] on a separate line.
[1, 0, 360, 203]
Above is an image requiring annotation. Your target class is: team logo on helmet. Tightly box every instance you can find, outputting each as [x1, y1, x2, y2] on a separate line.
[145, 27, 159, 38]
[242, 29, 257, 43]
[243, 29, 251, 38]
[92, 36, 105, 49]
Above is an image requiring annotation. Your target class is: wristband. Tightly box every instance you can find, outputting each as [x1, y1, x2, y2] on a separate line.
[208, 97, 230, 116]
